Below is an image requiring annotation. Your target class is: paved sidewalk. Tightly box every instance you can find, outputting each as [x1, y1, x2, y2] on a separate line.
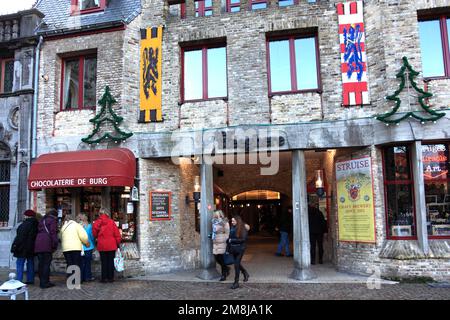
[137, 236, 394, 284]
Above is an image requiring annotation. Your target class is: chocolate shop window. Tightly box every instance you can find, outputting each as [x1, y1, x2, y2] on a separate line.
[383, 146, 417, 238]
[423, 143, 450, 238]
[110, 187, 137, 242]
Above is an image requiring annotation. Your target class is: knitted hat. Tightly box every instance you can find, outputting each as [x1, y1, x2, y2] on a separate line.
[23, 210, 36, 217]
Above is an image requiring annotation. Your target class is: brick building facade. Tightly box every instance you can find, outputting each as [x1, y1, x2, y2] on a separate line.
[29, 0, 450, 281]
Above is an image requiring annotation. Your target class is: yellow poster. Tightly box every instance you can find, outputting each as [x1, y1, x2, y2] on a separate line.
[140, 26, 163, 122]
[336, 156, 376, 243]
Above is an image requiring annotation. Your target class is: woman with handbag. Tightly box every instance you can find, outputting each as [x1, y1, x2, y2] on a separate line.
[34, 209, 59, 289]
[211, 210, 230, 281]
[228, 215, 250, 289]
[93, 208, 121, 283]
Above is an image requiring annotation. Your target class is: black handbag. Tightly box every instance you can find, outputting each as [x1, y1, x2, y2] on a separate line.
[223, 251, 234, 265]
[223, 244, 235, 265]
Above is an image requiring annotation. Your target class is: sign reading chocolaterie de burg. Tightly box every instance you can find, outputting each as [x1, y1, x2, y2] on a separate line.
[149, 191, 171, 221]
[29, 177, 109, 189]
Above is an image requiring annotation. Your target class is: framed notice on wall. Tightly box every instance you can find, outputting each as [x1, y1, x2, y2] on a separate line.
[335, 156, 376, 243]
[149, 191, 171, 221]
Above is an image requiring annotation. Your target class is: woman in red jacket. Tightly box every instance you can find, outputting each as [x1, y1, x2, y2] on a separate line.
[92, 208, 121, 283]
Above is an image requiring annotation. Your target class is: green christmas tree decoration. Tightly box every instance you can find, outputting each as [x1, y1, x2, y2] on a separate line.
[82, 86, 133, 144]
[376, 56, 445, 125]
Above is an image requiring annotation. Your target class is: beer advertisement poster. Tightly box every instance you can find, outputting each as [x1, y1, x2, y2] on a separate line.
[336, 156, 376, 243]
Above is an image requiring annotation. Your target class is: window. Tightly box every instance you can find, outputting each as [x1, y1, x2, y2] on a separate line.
[0, 58, 14, 94]
[422, 143, 450, 238]
[251, 0, 267, 10]
[195, 0, 213, 17]
[61, 55, 97, 110]
[267, 34, 319, 94]
[71, 0, 106, 15]
[383, 146, 417, 239]
[418, 14, 450, 78]
[279, 0, 298, 7]
[0, 146, 10, 227]
[226, 0, 240, 12]
[182, 44, 227, 101]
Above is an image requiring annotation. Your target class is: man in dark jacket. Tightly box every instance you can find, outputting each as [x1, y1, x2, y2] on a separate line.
[11, 210, 38, 284]
[275, 206, 293, 257]
[308, 203, 328, 265]
[34, 209, 59, 288]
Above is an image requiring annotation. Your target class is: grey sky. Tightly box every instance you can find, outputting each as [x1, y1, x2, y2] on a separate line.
[0, 0, 36, 15]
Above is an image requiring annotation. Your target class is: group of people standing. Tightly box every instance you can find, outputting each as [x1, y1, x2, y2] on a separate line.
[211, 210, 250, 289]
[10, 207, 121, 289]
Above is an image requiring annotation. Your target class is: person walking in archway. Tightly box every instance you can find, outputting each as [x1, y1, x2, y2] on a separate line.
[228, 215, 249, 289]
[275, 206, 293, 257]
[308, 202, 328, 265]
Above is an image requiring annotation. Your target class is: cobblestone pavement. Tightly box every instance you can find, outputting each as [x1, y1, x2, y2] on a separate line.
[1, 274, 449, 300]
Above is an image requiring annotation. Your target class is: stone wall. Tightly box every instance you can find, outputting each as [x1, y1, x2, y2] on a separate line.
[138, 158, 200, 274]
[333, 146, 450, 281]
[36, 29, 126, 149]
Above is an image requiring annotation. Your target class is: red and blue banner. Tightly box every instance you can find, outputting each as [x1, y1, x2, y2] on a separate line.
[337, 1, 370, 106]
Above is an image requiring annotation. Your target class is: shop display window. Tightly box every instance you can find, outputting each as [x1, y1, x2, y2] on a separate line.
[383, 146, 417, 239]
[53, 186, 137, 242]
[423, 143, 450, 238]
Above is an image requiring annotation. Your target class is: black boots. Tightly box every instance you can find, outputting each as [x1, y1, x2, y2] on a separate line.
[220, 266, 230, 281]
[231, 281, 239, 289]
[243, 271, 249, 282]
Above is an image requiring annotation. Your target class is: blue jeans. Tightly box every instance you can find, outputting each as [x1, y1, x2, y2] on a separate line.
[276, 231, 291, 256]
[16, 257, 34, 283]
[81, 250, 93, 282]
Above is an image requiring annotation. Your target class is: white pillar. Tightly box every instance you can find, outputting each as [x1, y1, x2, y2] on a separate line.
[197, 161, 220, 279]
[411, 141, 429, 255]
[291, 150, 316, 280]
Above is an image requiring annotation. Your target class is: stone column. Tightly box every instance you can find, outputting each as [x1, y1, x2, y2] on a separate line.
[241, 0, 249, 11]
[71, 188, 81, 219]
[291, 150, 316, 280]
[197, 161, 220, 279]
[268, 0, 278, 8]
[101, 186, 112, 213]
[12, 19, 19, 39]
[411, 140, 429, 255]
[185, 0, 196, 18]
[0, 22, 4, 42]
[213, 0, 223, 15]
[4, 21, 11, 41]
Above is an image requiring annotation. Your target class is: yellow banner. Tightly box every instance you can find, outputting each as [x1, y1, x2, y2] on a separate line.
[140, 26, 163, 122]
[336, 157, 376, 243]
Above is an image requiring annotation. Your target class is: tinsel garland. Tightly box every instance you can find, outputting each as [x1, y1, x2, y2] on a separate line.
[376, 56, 445, 125]
[82, 86, 133, 144]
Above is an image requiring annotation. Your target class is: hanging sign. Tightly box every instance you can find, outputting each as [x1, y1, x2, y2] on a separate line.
[140, 26, 163, 123]
[337, 1, 370, 106]
[422, 144, 449, 180]
[131, 186, 139, 201]
[336, 156, 376, 243]
[149, 191, 171, 221]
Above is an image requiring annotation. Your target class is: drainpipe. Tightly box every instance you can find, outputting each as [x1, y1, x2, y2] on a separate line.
[32, 36, 42, 159]
[27, 35, 43, 209]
